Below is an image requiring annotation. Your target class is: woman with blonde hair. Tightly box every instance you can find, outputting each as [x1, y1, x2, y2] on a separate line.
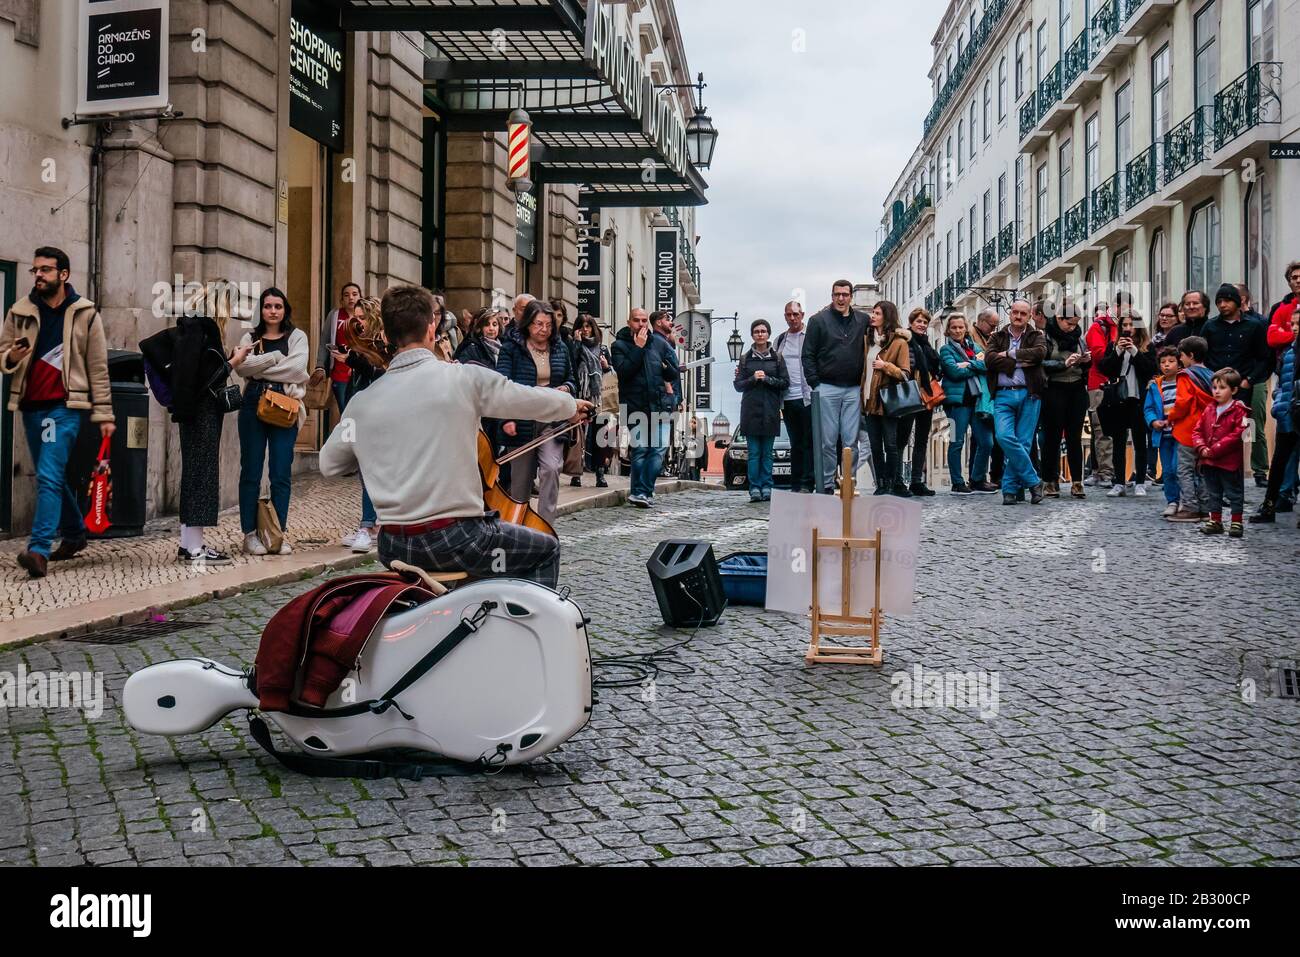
[339, 296, 386, 552]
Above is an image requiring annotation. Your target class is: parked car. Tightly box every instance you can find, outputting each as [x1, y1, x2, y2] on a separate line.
[721, 421, 793, 491]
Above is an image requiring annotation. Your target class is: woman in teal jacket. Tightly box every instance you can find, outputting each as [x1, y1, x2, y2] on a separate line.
[938, 313, 995, 493]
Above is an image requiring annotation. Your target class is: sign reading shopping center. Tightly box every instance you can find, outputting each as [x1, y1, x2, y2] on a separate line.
[290, 0, 346, 152]
[76, 0, 169, 116]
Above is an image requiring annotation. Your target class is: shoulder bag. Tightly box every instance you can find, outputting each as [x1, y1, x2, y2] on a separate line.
[881, 379, 926, 418]
[257, 385, 301, 428]
[205, 349, 241, 414]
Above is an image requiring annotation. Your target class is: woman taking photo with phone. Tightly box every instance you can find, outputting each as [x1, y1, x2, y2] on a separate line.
[1097, 312, 1156, 497]
[860, 300, 912, 495]
[233, 287, 310, 555]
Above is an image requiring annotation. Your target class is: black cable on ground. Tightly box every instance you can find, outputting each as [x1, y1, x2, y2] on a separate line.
[590, 583, 707, 688]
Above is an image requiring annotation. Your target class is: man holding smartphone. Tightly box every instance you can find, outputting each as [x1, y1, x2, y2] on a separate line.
[0, 246, 115, 578]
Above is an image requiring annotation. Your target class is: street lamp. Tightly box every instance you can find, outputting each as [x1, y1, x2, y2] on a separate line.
[726, 316, 744, 362]
[654, 73, 719, 171]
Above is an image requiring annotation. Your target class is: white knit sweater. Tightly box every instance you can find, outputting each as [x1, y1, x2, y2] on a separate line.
[319, 348, 578, 523]
[235, 328, 311, 426]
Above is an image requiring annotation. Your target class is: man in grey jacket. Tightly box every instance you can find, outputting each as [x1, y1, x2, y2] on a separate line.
[775, 300, 814, 492]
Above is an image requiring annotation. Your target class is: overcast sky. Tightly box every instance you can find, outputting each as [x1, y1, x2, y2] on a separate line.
[675, 0, 947, 423]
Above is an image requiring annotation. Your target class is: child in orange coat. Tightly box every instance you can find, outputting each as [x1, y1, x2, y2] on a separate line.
[1164, 336, 1214, 521]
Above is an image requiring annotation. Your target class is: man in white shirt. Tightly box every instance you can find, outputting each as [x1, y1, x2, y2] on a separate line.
[320, 286, 592, 587]
[774, 300, 813, 492]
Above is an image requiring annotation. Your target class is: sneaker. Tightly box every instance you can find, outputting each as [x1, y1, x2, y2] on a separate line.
[50, 537, 89, 562]
[16, 550, 48, 579]
[178, 545, 232, 566]
[892, 484, 914, 498]
[1249, 502, 1276, 524]
[1126, 481, 1137, 496]
[1106, 484, 1125, 497]
[970, 480, 999, 494]
[1166, 509, 1200, 522]
[749, 493, 763, 503]
[595, 476, 609, 488]
[628, 494, 650, 509]
[1002, 493, 1017, 505]
[1162, 503, 1179, 518]
[761, 490, 772, 501]
[1228, 521, 1244, 538]
[1015, 490, 1025, 502]
[1133, 484, 1147, 497]
[950, 483, 973, 494]
[243, 532, 268, 556]
[570, 477, 582, 487]
[1070, 483, 1086, 499]
[1029, 483, 1044, 505]
[909, 483, 937, 497]
[1276, 497, 1294, 513]
[1086, 473, 1111, 487]
[1254, 472, 1268, 488]
[276, 541, 293, 555]
[349, 528, 373, 553]
[340, 529, 362, 548]
[1199, 520, 1225, 535]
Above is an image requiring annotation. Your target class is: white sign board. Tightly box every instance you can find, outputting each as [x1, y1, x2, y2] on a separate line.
[765, 490, 921, 617]
[76, 0, 169, 116]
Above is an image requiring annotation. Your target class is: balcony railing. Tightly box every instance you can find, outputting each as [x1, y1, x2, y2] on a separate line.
[1063, 198, 1089, 250]
[982, 238, 997, 276]
[1062, 29, 1090, 91]
[1036, 63, 1062, 122]
[872, 186, 933, 275]
[664, 207, 701, 290]
[1091, 172, 1120, 231]
[1020, 236, 1037, 276]
[1037, 218, 1062, 264]
[1019, 94, 1038, 140]
[1089, 1, 1120, 59]
[1122, 0, 1146, 20]
[1163, 106, 1211, 183]
[922, 0, 1013, 139]
[1124, 145, 1158, 208]
[944, 277, 955, 304]
[1214, 61, 1282, 151]
[967, 251, 982, 283]
[956, 263, 968, 290]
[998, 223, 1015, 261]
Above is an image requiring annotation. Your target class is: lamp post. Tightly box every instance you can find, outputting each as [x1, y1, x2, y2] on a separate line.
[653, 73, 719, 170]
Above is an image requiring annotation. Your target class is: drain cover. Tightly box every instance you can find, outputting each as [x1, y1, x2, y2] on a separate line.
[1279, 668, 1300, 700]
[65, 619, 203, 645]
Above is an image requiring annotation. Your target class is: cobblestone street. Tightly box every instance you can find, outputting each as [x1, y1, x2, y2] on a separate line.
[1, 488, 1298, 867]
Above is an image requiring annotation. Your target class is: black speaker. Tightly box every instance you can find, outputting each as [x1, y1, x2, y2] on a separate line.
[646, 540, 727, 628]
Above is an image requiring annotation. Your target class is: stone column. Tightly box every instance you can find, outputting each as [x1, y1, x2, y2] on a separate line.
[443, 132, 516, 317]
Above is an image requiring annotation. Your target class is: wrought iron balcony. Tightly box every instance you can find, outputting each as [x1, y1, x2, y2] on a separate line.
[1037, 218, 1061, 264]
[944, 277, 955, 304]
[1089, 1, 1120, 59]
[1019, 94, 1037, 141]
[872, 186, 933, 276]
[1062, 30, 1090, 91]
[1124, 145, 1158, 208]
[1122, 0, 1145, 20]
[1163, 106, 1211, 183]
[1063, 198, 1089, 250]
[998, 223, 1015, 261]
[1036, 63, 1062, 122]
[922, 0, 1013, 139]
[1214, 61, 1282, 152]
[956, 264, 968, 290]
[1020, 236, 1037, 277]
[966, 251, 981, 283]
[1091, 172, 1119, 231]
[983, 238, 997, 276]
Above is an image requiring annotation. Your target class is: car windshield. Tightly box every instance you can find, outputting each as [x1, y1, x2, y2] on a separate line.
[733, 420, 791, 445]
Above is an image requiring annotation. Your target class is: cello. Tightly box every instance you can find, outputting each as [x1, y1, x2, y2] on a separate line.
[477, 428, 558, 537]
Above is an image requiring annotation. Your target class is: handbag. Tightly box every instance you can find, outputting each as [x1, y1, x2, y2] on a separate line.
[562, 423, 586, 476]
[1100, 377, 1130, 409]
[256, 384, 301, 428]
[881, 379, 925, 418]
[205, 349, 240, 414]
[600, 370, 620, 414]
[964, 376, 983, 401]
[84, 436, 113, 535]
[921, 377, 946, 411]
[304, 368, 332, 411]
[257, 496, 284, 553]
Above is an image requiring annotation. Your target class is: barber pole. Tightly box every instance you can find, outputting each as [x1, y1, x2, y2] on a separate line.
[507, 108, 532, 193]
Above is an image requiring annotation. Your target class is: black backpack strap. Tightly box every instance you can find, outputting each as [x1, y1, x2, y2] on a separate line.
[246, 714, 490, 780]
[280, 599, 498, 721]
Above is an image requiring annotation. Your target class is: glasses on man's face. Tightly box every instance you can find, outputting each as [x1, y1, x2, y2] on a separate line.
[29, 265, 59, 276]
[832, 292, 850, 298]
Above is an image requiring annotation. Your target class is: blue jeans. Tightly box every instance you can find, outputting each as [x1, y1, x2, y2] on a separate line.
[994, 390, 1042, 493]
[946, 403, 992, 486]
[815, 383, 861, 491]
[238, 385, 299, 533]
[1281, 443, 1299, 499]
[21, 406, 87, 556]
[332, 379, 350, 414]
[628, 410, 669, 499]
[1157, 439, 1181, 504]
[747, 435, 775, 497]
[360, 483, 376, 527]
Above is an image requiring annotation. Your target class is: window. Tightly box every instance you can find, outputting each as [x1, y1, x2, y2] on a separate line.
[1249, 0, 1275, 66]
[1246, 171, 1273, 298]
[998, 57, 1008, 119]
[958, 218, 965, 262]
[983, 190, 992, 246]
[969, 101, 978, 158]
[1110, 247, 1131, 290]
[947, 52, 954, 83]
[1015, 156, 1024, 230]
[1188, 200, 1221, 293]
[1084, 267, 1097, 309]
[1194, 3, 1218, 112]
[1036, 24, 1048, 86]
[926, 234, 934, 283]
[1149, 229, 1168, 305]
[969, 204, 978, 255]
[1085, 113, 1100, 200]
[1015, 32, 1026, 99]
[946, 231, 953, 278]
[958, 32, 964, 61]
[1058, 139, 1073, 214]
[946, 136, 954, 188]
[958, 121, 965, 173]
[1059, 0, 1072, 57]
[1035, 163, 1048, 231]
[1151, 45, 1171, 143]
[998, 173, 1008, 230]
[983, 81, 992, 140]
[969, 10, 976, 40]
[1116, 81, 1132, 200]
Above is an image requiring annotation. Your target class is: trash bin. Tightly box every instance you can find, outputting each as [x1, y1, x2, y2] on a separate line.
[66, 349, 149, 538]
[718, 551, 768, 606]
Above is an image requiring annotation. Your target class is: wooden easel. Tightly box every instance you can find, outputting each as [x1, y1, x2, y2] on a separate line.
[806, 448, 884, 666]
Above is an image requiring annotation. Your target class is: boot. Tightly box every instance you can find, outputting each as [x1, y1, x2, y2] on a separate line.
[1248, 501, 1276, 524]
[1042, 481, 1060, 498]
[1070, 482, 1086, 499]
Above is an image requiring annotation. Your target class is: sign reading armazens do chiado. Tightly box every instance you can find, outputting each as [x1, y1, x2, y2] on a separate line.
[76, 0, 169, 116]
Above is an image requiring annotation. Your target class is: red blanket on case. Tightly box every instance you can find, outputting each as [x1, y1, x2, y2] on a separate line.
[253, 573, 434, 711]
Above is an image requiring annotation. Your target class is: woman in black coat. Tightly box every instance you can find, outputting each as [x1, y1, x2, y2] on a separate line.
[734, 319, 789, 502]
[1097, 312, 1157, 496]
[896, 307, 943, 496]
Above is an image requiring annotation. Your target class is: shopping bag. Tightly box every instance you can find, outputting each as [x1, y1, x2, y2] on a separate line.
[257, 497, 284, 554]
[84, 436, 113, 535]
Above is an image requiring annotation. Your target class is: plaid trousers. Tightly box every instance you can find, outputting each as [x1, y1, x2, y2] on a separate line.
[378, 515, 560, 588]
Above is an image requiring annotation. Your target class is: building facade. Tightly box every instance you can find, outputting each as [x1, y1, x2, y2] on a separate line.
[877, 0, 1292, 325]
[0, 0, 709, 536]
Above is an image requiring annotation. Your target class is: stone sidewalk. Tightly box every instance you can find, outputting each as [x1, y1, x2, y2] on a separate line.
[0, 469, 710, 647]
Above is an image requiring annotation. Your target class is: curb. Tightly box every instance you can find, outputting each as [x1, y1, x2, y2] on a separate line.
[1, 480, 722, 650]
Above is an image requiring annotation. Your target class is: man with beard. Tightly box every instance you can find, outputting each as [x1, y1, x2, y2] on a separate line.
[0, 247, 115, 578]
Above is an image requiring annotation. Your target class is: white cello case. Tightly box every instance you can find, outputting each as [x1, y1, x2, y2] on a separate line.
[124, 579, 593, 768]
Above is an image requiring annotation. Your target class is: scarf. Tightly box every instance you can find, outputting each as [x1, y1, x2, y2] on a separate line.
[1044, 317, 1082, 351]
[481, 335, 501, 364]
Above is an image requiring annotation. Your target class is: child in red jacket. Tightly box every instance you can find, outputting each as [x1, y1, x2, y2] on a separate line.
[1192, 368, 1250, 537]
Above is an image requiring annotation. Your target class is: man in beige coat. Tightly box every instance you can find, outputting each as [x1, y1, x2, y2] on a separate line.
[0, 247, 115, 578]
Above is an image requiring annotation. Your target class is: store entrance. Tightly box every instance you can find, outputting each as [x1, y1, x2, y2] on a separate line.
[286, 128, 328, 451]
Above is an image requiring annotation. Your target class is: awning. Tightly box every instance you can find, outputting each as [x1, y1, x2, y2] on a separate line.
[329, 0, 709, 207]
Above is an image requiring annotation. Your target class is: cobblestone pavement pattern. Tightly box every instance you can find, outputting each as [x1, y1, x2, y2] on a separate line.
[2, 489, 1298, 866]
